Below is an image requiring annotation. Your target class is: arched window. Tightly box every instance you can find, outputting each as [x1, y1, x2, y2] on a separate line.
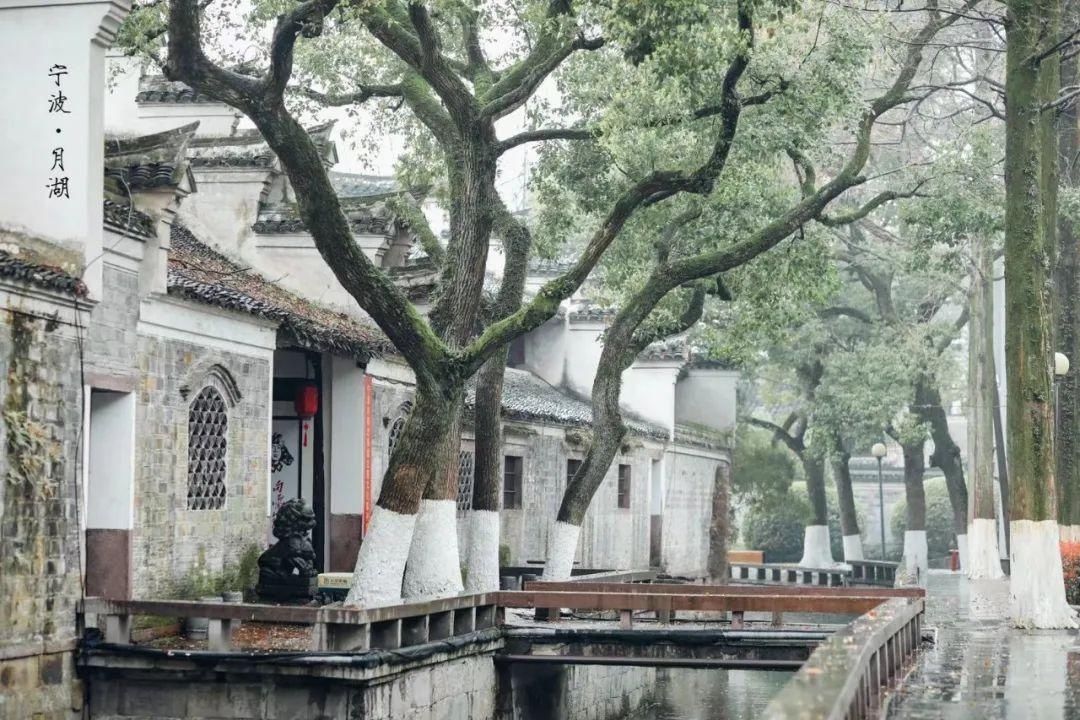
[187, 385, 228, 510]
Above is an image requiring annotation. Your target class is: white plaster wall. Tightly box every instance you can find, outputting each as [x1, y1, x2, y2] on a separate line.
[178, 169, 272, 258]
[105, 54, 242, 136]
[674, 369, 739, 432]
[562, 324, 604, 397]
[621, 364, 680, 437]
[329, 357, 365, 515]
[0, 0, 125, 298]
[86, 391, 136, 529]
[521, 318, 569, 388]
[660, 447, 723, 575]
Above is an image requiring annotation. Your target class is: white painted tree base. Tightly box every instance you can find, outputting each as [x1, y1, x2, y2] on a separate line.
[345, 506, 416, 607]
[967, 518, 1004, 580]
[842, 534, 864, 562]
[798, 525, 837, 568]
[1060, 524, 1080, 543]
[462, 509, 500, 593]
[402, 499, 464, 600]
[542, 521, 581, 581]
[1010, 519, 1078, 629]
[897, 530, 928, 587]
[956, 533, 968, 572]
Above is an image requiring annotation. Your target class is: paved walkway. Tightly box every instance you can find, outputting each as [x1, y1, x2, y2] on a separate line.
[886, 571, 1080, 719]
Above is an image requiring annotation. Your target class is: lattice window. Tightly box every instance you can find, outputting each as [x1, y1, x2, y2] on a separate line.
[388, 399, 412, 455]
[457, 451, 475, 512]
[187, 386, 228, 510]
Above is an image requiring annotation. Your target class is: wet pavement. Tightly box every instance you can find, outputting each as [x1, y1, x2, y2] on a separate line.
[886, 570, 1080, 719]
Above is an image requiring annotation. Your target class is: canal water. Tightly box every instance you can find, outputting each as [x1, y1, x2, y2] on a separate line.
[628, 668, 792, 720]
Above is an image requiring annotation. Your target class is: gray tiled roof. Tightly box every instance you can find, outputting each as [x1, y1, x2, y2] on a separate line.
[187, 123, 336, 168]
[466, 368, 667, 439]
[328, 172, 398, 199]
[168, 223, 391, 360]
[103, 199, 156, 239]
[0, 248, 86, 297]
[639, 338, 688, 362]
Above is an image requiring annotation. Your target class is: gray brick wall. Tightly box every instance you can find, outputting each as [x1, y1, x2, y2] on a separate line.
[0, 300, 85, 719]
[131, 334, 271, 597]
[86, 265, 139, 378]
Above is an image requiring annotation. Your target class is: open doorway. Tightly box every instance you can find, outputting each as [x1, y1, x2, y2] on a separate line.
[84, 389, 135, 599]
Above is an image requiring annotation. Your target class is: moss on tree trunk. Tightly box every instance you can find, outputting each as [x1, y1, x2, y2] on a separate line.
[1004, 0, 1062, 524]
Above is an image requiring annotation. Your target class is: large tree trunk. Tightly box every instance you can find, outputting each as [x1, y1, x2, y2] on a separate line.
[828, 435, 863, 562]
[898, 439, 928, 587]
[915, 379, 969, 567]
[798, 453, 836, 568]
[1004, 0, 1076, 627]
[462, 208, 531, 592]
[542, 283, 707, 580]
[542, 353, 630, 580]
[403, 141, 498, 599]
[1057, 9, 1080, 542]
[968, 237, 1005, 579]
[707, 464, 732, 582]
[347, 385, 461, 606]
[463, 354, 510, 592]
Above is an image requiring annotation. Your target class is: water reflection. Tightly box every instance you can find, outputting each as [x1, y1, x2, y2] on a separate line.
[628, 668, 792, 720]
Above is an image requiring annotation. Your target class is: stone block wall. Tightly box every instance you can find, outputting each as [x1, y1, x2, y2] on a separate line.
[131, 334, 270, 598]
[0, 298, 86, 720]
[499, 427, 652, 570]
[85, 265, 139, 378]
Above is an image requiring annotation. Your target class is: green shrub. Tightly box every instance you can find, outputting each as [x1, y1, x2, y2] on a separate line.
[743, 482, 863, 562]
[890, 477, 956, 559]
[742, 489, 809, 563]
[174, 544, 262, 599]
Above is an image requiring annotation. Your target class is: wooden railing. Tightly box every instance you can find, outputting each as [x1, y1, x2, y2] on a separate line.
[511, 582, 922, 630]
[762, 595, 924, 720]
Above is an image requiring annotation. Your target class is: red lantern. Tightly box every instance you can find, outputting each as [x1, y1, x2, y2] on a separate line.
[294, 384, 319, 418]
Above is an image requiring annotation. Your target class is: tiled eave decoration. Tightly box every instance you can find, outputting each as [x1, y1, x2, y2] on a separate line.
[168, 223, 392, 361]
[0, 249, 86, 297]
[103, 199, 156, 239]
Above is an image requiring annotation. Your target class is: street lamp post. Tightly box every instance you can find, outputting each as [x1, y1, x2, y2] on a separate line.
[872, 442, 888, 560]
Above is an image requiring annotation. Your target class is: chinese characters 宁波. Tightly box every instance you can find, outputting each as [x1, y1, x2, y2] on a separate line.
[47, 63, 69, 199]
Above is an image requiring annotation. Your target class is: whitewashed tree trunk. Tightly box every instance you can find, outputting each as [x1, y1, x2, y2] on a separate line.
[402, 499, 464, 599]
[798, 525, 835, 568]
[1010, 520, 1078, 628]
[345, 506, 416, 606]
[542, 521, 582, 581]
[462, 509, 500, 592]
[968, 518, 1004, 580]
[842, 534, 864, 562]
[898, 530, 928, 587]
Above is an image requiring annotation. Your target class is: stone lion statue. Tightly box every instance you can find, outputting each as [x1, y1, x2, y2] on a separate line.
[256, 499, 317, 599]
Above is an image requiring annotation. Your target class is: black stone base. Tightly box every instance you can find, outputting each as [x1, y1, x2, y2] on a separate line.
[256, 577, 317, 602]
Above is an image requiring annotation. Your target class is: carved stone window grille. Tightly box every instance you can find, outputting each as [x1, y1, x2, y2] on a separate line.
[387, 401, 413, 457]
[187, 386, 228, 510]
[457, 451, 475, 512]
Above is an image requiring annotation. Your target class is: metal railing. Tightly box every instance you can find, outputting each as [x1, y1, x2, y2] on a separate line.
[762, 595, 924, 720]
